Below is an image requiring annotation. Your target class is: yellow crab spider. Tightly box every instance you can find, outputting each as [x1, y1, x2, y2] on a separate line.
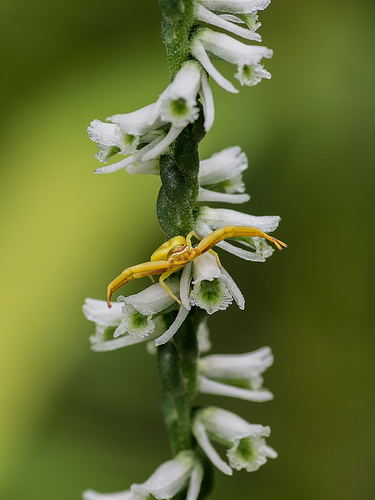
[106, 225, 287, 308]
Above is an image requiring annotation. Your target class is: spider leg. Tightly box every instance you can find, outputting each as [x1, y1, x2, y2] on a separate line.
[196, 225, 287, 255]
[208, 249, 222, 268]
[186, 230, 201, 246]
[159, 266, 183, 304]
[106, 260, 171, 307]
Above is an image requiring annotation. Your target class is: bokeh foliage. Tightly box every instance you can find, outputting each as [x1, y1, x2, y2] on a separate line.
[1, 0, 375, 499]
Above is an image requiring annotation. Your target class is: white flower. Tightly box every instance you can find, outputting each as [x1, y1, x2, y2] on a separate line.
[91, 62, 214, 174]
[180, 252, 245, 315]
[190, 28, 272, 93]
[131, 451, 203, 500]
[198, 0, 271, 15]
[83, 452, 202, 500]
[194, 206, 280, 262]
[192, 406, 277, 475]
[197, 146, 250, 204]
[198, 347, 274, 401]
[195, 2, 262, 42]
[83, 278, 190, 350]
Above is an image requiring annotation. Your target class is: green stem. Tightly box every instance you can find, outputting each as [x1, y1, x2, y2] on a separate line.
[158, 0, 195, 78]
[157, 312, 198, 455]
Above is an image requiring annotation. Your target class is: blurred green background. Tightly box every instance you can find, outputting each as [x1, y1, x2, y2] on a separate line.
[1, 0, 374, 498]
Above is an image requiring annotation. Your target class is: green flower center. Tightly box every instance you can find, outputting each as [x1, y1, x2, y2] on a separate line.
[170, 98, 188, 116]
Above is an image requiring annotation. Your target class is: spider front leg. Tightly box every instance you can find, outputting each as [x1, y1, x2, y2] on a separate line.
[106, 260, 171, 307]
[195, 225, 287, 256]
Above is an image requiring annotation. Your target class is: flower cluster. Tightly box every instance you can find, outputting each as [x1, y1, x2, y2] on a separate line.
[88, 0, 273, 176]
[83, 348, 276, 499]
[84, 0, 278, 497]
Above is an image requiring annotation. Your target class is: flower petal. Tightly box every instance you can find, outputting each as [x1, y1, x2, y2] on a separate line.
[83, 299, 122, 327]
[131, 452, 196, 499]
[197, 187, 250, 204]
[199, 70, 215, 132]
[198, 375, 273, 401]
[190, 38, 238, 94]
[195, 3, 261, 42]
[155, 305, 190, 346]
[198, 0, 271, 15]
[193, 419, 233, 475]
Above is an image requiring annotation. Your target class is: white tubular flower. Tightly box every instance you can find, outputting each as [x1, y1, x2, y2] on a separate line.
[198, 347, 274, 401]
[197, 146, 250, 204]
[192, 407, 277, 475]
[194, 206, 280, 262]
[190, 29, 272, 93]
[83, 489, 146, 500]
[158, 61, 201, 128]
[92, 62, 213, 172]
[199, 146, 248, 193]
[195, 3, 262, 42]
[198, 0, 271, 14]
[187, 252, 245, 314]
[131, 451, 203, 500]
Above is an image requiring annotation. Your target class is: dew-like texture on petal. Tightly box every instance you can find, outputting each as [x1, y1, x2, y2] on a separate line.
[190, 278, 233, 315]
[199, 71, 215, 131]
[195, 4, 261, 42]
[82, 489, 144, 500]
[235, 63, 271, 87]
[124, 281, 178, 315]
[88, 120, 123, 148]
[155, 305, 190, 346]
[198, 347, 273, 379]
[199, 146, 248, 187]
[119, 303, 154, 339]
[199, 0, 271, 14]
[94, 135, 165, 174]
[88, 120, 125, 161]
[109, 103, 163, 136]
[192, 419, 233, 476]
[83, 299, 122, 326]
[197, 187, 250, 204]
[190, 38, 239, 94]
[198, 375, 273, 401]
[219, 268, 245, 309]
[132, 452, 195, 499]
[196, 29, 273, 66]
